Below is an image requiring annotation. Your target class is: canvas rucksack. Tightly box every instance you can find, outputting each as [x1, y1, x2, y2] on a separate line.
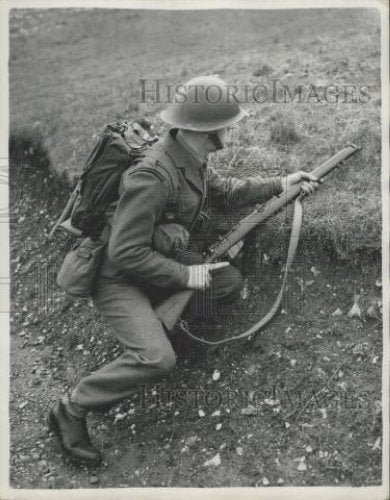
[52, 119, 159, 297]
[72, 120, 158, 239]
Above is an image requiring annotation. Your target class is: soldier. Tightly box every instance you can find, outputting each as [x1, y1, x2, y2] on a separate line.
[48, 75, 318, 466]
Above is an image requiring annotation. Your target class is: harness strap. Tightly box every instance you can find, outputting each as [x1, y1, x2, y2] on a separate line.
[179, 196, 304, 345]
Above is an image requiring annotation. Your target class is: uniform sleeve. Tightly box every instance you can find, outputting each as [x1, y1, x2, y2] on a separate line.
[107, 168, 190, 289]
[208, 167, 283, 208]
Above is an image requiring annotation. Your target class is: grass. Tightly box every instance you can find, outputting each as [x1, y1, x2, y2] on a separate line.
[9, 8, 382, 260]
[269, 110, 301, 145]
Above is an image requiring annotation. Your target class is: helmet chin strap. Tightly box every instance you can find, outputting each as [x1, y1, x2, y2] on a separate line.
[208, 132, 224, 151]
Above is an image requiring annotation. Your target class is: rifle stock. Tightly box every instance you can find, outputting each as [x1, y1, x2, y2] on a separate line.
[156, 289, 194, 331]
[155, 145, 360, 332]
[48, 181, 80, 238]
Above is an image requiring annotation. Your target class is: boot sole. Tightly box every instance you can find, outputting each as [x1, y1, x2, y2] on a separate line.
[47, 403, 102, 468]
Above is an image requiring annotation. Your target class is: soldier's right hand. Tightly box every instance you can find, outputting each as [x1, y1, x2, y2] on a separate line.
[186, 262, 230, 290]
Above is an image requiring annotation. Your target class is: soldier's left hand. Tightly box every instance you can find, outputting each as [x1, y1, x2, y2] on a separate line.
[282, 171, 320, 193]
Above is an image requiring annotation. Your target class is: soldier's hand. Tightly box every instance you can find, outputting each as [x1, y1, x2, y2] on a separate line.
[186, 262, 229, 290]
[282, 171, 320, 193]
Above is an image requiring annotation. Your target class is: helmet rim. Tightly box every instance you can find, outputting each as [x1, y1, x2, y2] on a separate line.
[160, 106, 248, 132]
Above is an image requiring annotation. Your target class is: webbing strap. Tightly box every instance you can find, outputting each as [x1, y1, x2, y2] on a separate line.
[179, 196, 304, 345]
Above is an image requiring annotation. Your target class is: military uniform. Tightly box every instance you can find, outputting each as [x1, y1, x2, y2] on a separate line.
[69, 128, 282, 412]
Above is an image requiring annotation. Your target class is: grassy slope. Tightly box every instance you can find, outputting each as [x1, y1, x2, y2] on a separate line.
[9, 8, 382, 259]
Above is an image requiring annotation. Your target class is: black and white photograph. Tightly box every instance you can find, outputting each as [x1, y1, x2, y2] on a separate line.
[1, 0, 389, 497]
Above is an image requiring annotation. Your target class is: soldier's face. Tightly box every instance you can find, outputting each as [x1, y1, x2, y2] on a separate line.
[215, 127, 228, 146]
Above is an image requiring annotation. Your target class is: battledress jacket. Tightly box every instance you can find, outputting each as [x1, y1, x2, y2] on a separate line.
[100, 128, 283, 289]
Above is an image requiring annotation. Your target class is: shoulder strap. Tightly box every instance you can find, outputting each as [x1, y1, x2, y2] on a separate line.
[179, 197, 304, 345]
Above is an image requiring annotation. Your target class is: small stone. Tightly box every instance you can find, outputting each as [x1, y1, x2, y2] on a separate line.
[347, 295, 362, 319]
[185, 436, 198, 446]
[290, 359, 297, 367]
[203, 453, 221, 467]
[306, 445, 313, 453]
[216, 423, 222, 431]
[262, 477, 270, 486]
[338, 381, 347, 391]
[319, 408, 327, 419]
[247, 365, 257, 376]
[198, 409, 206, 418]
[372, 437, 381, 450]
[264, 398, 280, 406]
[277, 477, 284, 485]
[235, 447, 243, 456]
[90, 476, 99, 485]
[211, 410, 221, 417]
[310, 266, 321, 276]
[241, 405, 257, 416]
[247, 390, 255, 401]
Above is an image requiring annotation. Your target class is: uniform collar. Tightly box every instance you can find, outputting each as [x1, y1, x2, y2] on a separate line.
[162, 128, 206, 193]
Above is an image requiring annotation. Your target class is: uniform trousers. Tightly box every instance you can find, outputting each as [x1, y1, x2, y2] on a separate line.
[71, 263, 243, 411]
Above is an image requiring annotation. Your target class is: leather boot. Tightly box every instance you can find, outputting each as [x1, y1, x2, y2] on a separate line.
[48, 399, 102, 466]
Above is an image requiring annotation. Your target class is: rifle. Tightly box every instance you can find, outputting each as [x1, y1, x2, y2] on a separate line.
[155, 144, 360, 333]
[48, 181, 81, 238]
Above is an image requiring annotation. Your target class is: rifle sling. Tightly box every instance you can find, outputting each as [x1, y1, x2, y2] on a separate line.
[179, 196, 304, 345]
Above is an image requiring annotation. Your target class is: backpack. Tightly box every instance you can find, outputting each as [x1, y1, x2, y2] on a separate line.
[71, 119, 158, 239]
[52, 119, 158, 297]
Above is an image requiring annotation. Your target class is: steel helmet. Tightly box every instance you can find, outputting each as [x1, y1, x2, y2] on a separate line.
[160, 75, 248, 132]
